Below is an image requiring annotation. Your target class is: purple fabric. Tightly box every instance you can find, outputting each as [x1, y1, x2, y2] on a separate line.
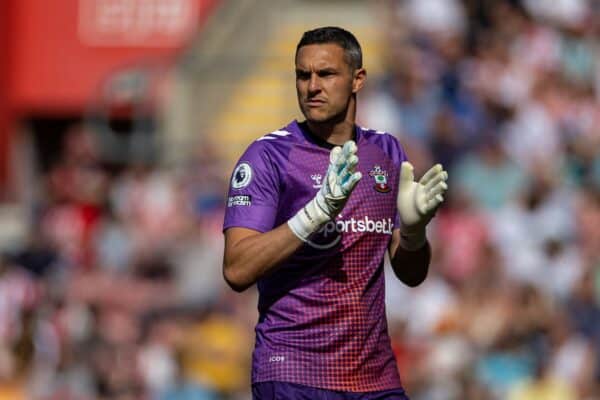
[252, 381, 410, 400]
[224, 120, 408, 392]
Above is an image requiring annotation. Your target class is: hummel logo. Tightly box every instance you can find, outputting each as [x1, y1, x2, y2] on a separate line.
[311, 174, 323, 189]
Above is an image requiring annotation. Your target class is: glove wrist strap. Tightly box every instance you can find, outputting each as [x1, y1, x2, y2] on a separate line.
[288, 196, 331, 242]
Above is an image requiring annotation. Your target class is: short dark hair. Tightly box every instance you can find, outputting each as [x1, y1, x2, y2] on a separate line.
[296, 26, 363, 70]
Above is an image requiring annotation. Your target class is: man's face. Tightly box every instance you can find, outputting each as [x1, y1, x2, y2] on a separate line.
[295, 43, 364, 124]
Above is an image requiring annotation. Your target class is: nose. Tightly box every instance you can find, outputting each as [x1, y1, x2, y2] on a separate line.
[308, 73, 321, 93]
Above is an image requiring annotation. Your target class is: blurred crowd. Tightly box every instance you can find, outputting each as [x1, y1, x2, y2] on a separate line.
[0, 124, 254, 399]
[362, 0, 600, 399]
[1, 0, 600, 399]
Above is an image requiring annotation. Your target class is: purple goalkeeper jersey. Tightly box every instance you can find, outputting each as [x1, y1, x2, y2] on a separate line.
[223, 120, 407, 392]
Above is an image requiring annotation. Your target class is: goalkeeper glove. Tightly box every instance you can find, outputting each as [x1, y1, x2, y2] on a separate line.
[397, 162, 448, 250]
[288, 140, 362, 241]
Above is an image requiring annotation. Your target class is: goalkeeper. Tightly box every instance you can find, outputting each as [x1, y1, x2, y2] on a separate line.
[223, 26, 448, 400]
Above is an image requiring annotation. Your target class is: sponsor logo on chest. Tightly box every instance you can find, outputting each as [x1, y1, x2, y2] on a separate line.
[306, 214, 394, 250]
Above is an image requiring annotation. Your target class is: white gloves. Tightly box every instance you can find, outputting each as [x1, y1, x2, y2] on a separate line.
[397, 162, 448, 250]
[288, 143, 447, 248]
[288, 141, 362, 241]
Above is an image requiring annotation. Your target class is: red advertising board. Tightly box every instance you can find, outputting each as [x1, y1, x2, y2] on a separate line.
[0, 0, 219, 193]
[7, 0, 219, 114]
[0, 2, 11, 194]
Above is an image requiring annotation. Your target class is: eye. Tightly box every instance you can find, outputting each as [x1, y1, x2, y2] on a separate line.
[296, 70, 310, 80]
[318, 70, 335, 78]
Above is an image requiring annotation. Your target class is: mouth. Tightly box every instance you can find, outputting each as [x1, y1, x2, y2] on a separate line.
[305, 99, 326, 107]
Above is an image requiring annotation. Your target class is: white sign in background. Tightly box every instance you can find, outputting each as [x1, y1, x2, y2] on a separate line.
[78, 0, 199, 47]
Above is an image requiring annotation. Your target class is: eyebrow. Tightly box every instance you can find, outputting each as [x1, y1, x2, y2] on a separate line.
[295, 67, 339, 75]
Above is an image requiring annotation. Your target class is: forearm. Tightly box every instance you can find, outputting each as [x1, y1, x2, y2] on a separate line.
[223, 140, 362, 292]
[391, 161, 447, 286]
[390, 239, 431, 287]
[223, 224, 303, 292]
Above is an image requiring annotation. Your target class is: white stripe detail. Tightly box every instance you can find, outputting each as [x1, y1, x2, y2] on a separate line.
[359, 125, 386, 135]
[256, 130, 291, 141]
[270, 130, 291, 136]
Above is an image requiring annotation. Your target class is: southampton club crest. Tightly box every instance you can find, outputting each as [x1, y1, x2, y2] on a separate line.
[369, 165, 391, 193]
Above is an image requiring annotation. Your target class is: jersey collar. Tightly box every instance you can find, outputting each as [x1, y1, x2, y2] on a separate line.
[292, 120, 360, 149]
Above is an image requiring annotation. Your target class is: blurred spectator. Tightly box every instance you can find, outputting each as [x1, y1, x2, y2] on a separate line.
[490, 161, 581, 292]
[452, 135, 528, 210]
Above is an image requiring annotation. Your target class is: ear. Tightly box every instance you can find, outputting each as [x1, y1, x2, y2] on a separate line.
[352, 68, 367, 94]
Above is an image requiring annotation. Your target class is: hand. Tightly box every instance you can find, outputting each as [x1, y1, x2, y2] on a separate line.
[315, 141, 362, 218]
[397, 162, 448, 250]
[288, 140, 362, 241]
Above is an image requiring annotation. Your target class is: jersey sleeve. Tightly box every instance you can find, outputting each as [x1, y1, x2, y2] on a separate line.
[386, 133, 408, 167]
[223, 141, 281, 233]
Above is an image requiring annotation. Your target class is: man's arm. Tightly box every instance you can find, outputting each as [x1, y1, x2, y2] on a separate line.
[223, 226, 303, 292]
[388, 229, 431, 287]
[222, 141, 362, 292]
[390, 161, 448, 287]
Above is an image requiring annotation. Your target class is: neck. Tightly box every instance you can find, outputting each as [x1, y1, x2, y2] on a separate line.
[306, 97, 357, 145]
